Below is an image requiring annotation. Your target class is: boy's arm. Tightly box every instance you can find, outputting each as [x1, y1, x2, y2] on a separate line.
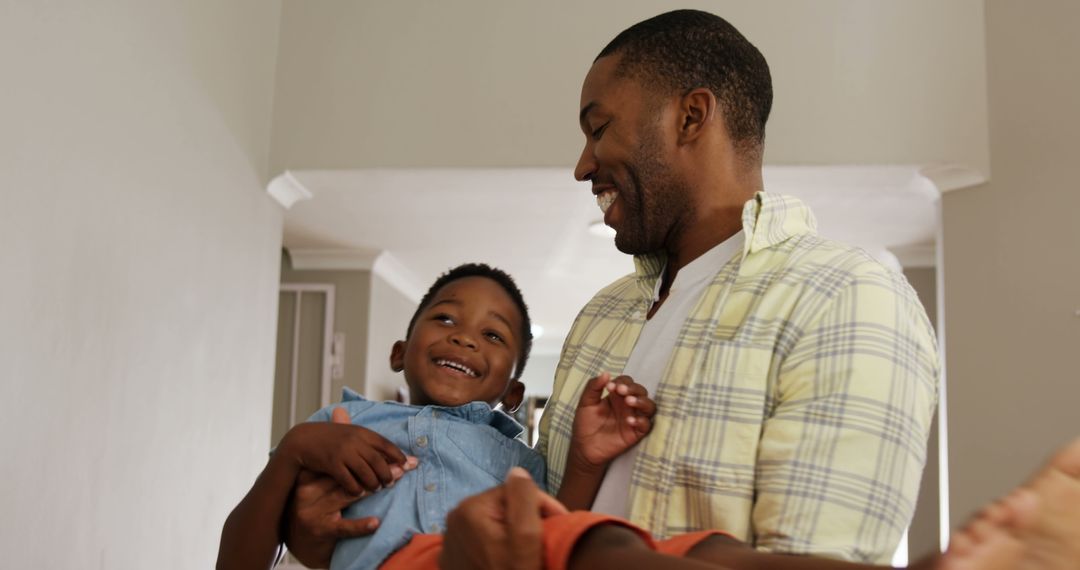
[217, 407, 412, 570]
[217, 446, 319, 570]
[556, 374, 655, 511]
[553, 444, 610, 512]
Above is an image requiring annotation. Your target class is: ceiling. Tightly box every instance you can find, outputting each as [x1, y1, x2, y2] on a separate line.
[279, 166, 940, 354]
[267, 3, 989, 355]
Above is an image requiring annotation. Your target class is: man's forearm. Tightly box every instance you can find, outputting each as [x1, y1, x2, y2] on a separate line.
[576, 532, 938, 570]
[217, 453, 299, 570]
[567, 525, 718, 570]
[683, 536, 939, 570]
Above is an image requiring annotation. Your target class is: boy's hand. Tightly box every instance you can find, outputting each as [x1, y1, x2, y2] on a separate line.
[569, 372, 656, 469]
[278, 406, 418, 496]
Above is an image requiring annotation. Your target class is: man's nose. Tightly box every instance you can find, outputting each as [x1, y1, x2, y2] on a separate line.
[574, 146, 596, 182]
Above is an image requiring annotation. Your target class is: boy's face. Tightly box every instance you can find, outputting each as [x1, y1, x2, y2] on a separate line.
[391, 276, 524, 409]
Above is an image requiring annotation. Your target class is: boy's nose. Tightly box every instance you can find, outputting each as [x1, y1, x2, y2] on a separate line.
[449, 332, 477, 350]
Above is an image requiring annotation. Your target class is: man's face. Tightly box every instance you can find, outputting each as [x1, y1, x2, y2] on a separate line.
[392, 277, 523, 408]
[575, 55, 692, 255]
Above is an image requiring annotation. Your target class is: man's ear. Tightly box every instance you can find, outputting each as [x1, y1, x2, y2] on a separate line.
[389, 340, 406, 372]
[676, 87, 718, 145]
[500, 380, 526, 413]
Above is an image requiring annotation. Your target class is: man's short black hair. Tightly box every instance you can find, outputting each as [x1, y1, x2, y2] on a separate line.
[405, 263, 533, 380]
[597, 9, 773, 159]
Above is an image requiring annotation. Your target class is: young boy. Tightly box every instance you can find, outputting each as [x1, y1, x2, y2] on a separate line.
[217, 263, 656, 570]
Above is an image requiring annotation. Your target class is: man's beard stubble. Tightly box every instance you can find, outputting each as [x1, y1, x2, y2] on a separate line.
[613, 129, 692, 256]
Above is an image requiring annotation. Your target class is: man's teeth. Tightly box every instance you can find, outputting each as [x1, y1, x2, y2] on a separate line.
[597, 190, 617, 214]
[436, 359, 479, 377]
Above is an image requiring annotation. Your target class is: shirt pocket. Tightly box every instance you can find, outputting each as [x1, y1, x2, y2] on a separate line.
[443, 422, 519, 485]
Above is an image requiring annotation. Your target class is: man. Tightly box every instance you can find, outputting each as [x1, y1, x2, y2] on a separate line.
[538, 9, 937, 563]
[284, 9, 937, 567]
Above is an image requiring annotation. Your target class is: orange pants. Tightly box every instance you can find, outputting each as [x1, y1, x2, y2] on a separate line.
[381, 511, 728, 570]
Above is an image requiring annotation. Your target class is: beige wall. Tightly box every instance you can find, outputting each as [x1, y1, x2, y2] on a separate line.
[279, 258, 373, 403]
[942, 0, 1080, 525]
[269, 0, 988, 174]
[902, 268, 940, 559]
[0, 1, 283, 568]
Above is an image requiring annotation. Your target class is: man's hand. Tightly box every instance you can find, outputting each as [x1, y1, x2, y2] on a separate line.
[283, 408, 417, 568]
[278, 407, 415, 496]
[441, 467, 568, 570]
[570, 373, 656, 469]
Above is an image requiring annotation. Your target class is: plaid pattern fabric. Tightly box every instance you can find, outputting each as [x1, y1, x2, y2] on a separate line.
[537, 193, 938, 563]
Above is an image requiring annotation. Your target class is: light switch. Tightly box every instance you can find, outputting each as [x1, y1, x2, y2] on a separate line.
[331, 332, 346, 380]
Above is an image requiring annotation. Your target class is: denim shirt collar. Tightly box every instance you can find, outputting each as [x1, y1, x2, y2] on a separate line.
[340, 387, 524, 439]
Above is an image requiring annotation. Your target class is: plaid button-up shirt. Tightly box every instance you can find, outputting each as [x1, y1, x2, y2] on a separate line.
[537, 192, 938, 563]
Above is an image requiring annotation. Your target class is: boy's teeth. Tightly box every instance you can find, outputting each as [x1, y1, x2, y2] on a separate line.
[437, 359, 478, 377]
[596, 190, 616, 214]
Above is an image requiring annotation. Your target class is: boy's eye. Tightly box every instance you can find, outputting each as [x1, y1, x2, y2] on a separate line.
[485, 331, 505, 344]
[434, 314, 454, 325]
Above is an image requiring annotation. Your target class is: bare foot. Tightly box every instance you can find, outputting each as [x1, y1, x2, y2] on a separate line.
[937, 488, 1039, 570]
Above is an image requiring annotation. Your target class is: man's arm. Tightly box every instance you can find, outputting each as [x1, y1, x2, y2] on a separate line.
[443, 470, 928, 570]
[441, 468, 568, 570]
[750, 268, 939, 561]
[280, 471, 381, 568]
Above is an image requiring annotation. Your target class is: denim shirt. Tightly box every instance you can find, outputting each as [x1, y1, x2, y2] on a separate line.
[309, 389, 546, 570]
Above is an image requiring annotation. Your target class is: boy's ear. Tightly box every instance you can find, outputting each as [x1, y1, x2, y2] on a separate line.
[500, 380, 526, 413]
[389, 340, 406, 372]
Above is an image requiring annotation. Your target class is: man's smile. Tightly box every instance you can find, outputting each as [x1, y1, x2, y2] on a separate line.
[596, 190, 617, 214]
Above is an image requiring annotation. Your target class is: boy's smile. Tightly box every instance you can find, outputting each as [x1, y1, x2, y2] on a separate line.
[392, 276, 524, 409]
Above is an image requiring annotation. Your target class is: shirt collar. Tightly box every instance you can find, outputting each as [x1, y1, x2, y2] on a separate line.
[340, 387, 524, 439]
[632, 192, 817, 287]
[741, 191, 818, 256]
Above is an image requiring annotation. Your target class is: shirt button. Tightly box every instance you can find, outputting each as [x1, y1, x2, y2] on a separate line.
[416, 435, 429, 447]
[432, 411, 440, 418]
[425, 483, 437, 492]
[430, 523, 441, 533]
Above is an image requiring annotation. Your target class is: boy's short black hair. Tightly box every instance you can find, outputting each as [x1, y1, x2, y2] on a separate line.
[405, 263, 533, 380]
[597, 9, 773, 160]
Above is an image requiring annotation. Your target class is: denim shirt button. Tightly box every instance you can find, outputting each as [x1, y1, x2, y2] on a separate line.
[424, 483, 437, 492]
[416, 435, 429, 447]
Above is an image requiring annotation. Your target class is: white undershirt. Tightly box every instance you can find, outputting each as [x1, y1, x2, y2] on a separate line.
[590, 231, 744, 519]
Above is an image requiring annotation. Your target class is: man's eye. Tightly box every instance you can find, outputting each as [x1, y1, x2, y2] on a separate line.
[591, 123, 608, 140]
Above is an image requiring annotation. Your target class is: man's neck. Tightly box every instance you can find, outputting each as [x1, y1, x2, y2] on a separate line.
[647, 209, 743, 319]
[663, 204, 744, 283]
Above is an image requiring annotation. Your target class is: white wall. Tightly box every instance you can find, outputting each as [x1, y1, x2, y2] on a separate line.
[0, 1, 284, 567]
[519, 353, 560, 398]
[364, 274, 420, 401]
[942, 0, 1080, 524]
